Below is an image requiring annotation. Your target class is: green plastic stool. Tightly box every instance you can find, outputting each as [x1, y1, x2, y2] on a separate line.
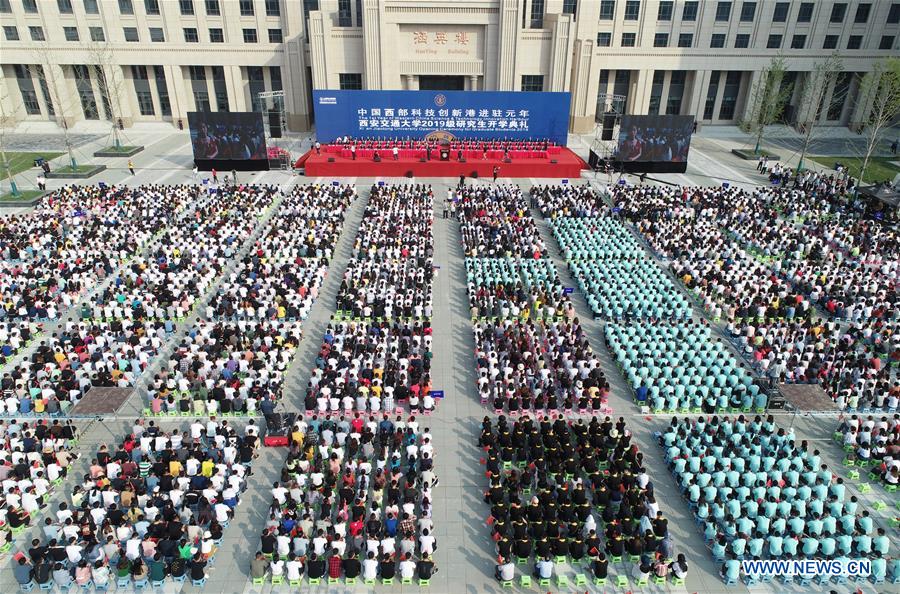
[519, 575, 531, 587]
[556, 575, 569, 587]
[575, 573, 588, 586]
[617, 574, 628, 587]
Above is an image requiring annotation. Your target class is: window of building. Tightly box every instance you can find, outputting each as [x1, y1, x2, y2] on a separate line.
[23, 0, 38, 13]
[791, 34, 806, 48]
[710, 33, 726, 48]
[666, 70, 686, 115]
[529, 0, 544, 28]
[797, 2, 813, 22]
[58, 0, 73, 14]
[715, 1, 731, 21]
[624, 0, 640, 20]
[889, 3, 900, 23]
[268, 28, 282, 42]
[521, 75, 544, 91]
[648, 71, 665, 115]
[188, 65, 206, 80]
[239, 0, 253, 15]
[247, 66, 265, 111]
[562, 0, 577, 16]
[847, 35, 862, 49]
[739, 1, 755, 21]
[131, 66, 154, 116]
[830, 2, 846, 22]
[210, 66, 228, 112]
[827, 72, 851, 120]
[719, 71, 742, 120]
[613, 70, 631, 109]
[83, 0, 99, 12]
[657, 0, 672, 20]
[73, 64, 100, 120]
[772, 2, 789, 22]
[823, 34, 838, 49]
[880, 35, 895, 49]
[677, 32, 693, 47]
[338, 0, 352, 26]
[265, 0, 279, 16]
[153, 66, 171, 116]
[123, 26, 138, 41]
[599, 0, 615, 19]
[356, 0, 362, 26]
[597, 32, 611, 46]
[63, 26, 79, 41]
[118, 0, 133, 15]
[621, 32, 636, 46]
[767, 33, 782, 48]
[303, 0, 319, 34]
[653, 32, 668, 46]
[0, 0, 9, 12]
[14, 66, 41, 115]
[209, 28, 223, 42]
[29, 26, 45, 41]
[150, 27, 164, 42]
[269, 66, 282, 91]
[183, 27, 198, 42]
[193, 91, 210, 112]
[734, 33, 749, 48]
[144, 0, 159, 14]
[855, 3, 870, 23]
[339, 73, 363, 90]
[179, 0, 193, 15]
[243, 28, 257, 43]
[3, 25, 18, 40]
[90, 26, 104, 41]
[205, 0, 219, 15]
[682, 0, 698, 20]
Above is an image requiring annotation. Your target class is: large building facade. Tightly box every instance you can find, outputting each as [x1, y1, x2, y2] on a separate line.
[1, 0, 897, 134]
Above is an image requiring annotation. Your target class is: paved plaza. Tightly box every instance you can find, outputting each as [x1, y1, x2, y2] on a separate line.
[0, 124, 897, 594]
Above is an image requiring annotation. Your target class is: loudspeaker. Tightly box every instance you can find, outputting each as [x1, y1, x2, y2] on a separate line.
[503, 158, 512, 163]
[374, 155, 381, 162]
[327, 157, 335, 162]
[471, 171, 479, 178]
[601, 113, 616, 141]
[268, 112, 282, 138]
[440, 149, 450, 161]
[550, 159, 558, 164]
[419, 158, 427, 163]
[406, 171, 414, 178]
[459, 158, 466, 163]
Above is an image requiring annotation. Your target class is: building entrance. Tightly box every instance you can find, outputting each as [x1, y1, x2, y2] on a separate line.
[418, 76, 465, 91]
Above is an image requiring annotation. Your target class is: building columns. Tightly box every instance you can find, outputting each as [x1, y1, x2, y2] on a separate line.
[686, 70, 711, 122]
[468, 75, 479, 91]
[496, 0, 519, 91]
[225, 65, 246, 112]
[164, 65, 189, 124]
[631, 69, 654, 115]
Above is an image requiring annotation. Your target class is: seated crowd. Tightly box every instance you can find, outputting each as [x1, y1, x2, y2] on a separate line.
[0, 322, 41, 366]
[838, 414, 900, 488]
[336, 184, 433, 320]
[13, 418, 259, 589]
[455, 185, 546, 258]
[465, 258, 572, 321]
[1, 419, 78, 544]
[304, 320, 435, 415]
[482, 414, 685, 587]
[148, 320, 302, 416]
[209, 184, 357, 321]
[254, 414, 438, 585]
[531, 184, 607, 219]
[606, 321, 764, 413]
[3, 320, 170, 416]
[660, 415, 894, 584]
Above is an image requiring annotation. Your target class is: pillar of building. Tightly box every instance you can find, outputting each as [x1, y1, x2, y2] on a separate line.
[405, 75, 419, 90]
[630, 69, 654, 115]
[686, 70, 711, 122]
[496, 0, 520, 91]
[546, 14, 573, 93]
[739, 69, 764, 124]
[225, 65, 247, 112]
[102, 64, 134, 128]
[164, 64, 190, 125]
[568, 38, 598, 133]
[308, 12, 330, 90]
[469, 75, 479, 91]
[362, 0, 383, 89]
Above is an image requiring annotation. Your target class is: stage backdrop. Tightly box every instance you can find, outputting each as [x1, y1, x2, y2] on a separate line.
[313, 90, 571, 145]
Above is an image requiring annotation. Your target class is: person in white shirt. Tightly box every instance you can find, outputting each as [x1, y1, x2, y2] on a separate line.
[496, 557, 515, 581]
[418, 529, 436, 556]
[399, 554, 416, 580]
[362, 551, 379, 581]
[285, 555, 303, 581]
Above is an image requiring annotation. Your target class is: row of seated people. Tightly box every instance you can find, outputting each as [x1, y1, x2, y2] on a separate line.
[147, 321, 302, 416]
[1, 419, 79, 545]
[481, 414, 686, 588]
[83, 185, 280, 322]
[659, 415, 893, 584]
[208, 184, 357, 321]
[0, 184, 195, 321]
[1, 320, 170, 416]
[464, 258, 573, 321]
[606, 321, 764, 413]
[838, 414, 900, 488]
[12, 418, 258, 590]
[613, 184, 896, 410]
[474, 319, 608, 414]
[254, 414, 437, 584]
[0, 322, 40, 365]
[531, 184, 607, 219]
[454, 185, 546, 258]
[336, 184, 433, 321]
[303, 320, 435, 414]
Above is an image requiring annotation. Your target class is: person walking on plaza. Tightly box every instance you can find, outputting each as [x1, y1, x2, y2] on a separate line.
[128, 159, 135, 175]
[231, 169, 237, 185]
[492, 166, 500, 183]
[392, 146, 399, 160]
[212, 168, 218, 183]
[351, 145, 356, 160]
[314, 140, 321, 155]
[36, 174, 46, 191]
[458, 174, 465, 188]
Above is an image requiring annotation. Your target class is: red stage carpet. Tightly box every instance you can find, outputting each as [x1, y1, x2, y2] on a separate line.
[298, 148, 586, 179]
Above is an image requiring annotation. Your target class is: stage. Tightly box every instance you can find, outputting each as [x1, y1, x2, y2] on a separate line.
[298, 147, 586, 179]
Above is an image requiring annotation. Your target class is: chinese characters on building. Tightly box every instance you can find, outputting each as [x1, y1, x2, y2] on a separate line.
[413, 31, 469, 45]
[355, 107, 531, 134]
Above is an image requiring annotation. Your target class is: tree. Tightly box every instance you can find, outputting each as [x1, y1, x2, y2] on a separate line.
[85, 41, 128, 150]
[794, 53, 844, 172]
[741, 56, 793, 155]
[0, 82, 23, 196]
[32, 42, 78, 170]
[853, 58, 900, 184]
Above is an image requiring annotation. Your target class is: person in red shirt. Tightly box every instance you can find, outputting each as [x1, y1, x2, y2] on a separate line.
[328, 550, 342, 579]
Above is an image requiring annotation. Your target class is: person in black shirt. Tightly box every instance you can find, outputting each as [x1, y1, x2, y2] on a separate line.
[33, 560, 52, 585]
[306, 554, 326, 580]
[343, 556, 361, 579]
[189, 554, 207, 581]
[169, 558, 186, 578]
[379, 554, 396, 580]
[593, 553, 609, 579]
[416, 554, 436, 580]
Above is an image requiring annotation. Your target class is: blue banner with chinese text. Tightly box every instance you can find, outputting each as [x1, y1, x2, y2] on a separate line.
[313, 90, 571, 145]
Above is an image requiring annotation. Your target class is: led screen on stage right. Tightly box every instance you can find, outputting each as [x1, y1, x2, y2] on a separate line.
[617, 115, 694, 162]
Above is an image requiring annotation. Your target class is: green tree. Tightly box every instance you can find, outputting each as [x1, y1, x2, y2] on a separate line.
[741, 56, 793, 155]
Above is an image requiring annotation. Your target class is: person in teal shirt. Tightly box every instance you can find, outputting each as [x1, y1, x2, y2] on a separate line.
[819, 533, 836, 557]
[801, 537, 818, 556]
[768, 535, 784, 557]
[869, 553, 886, 582]
[872, 528, 889, 555]
[720, 555, 740, 582]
